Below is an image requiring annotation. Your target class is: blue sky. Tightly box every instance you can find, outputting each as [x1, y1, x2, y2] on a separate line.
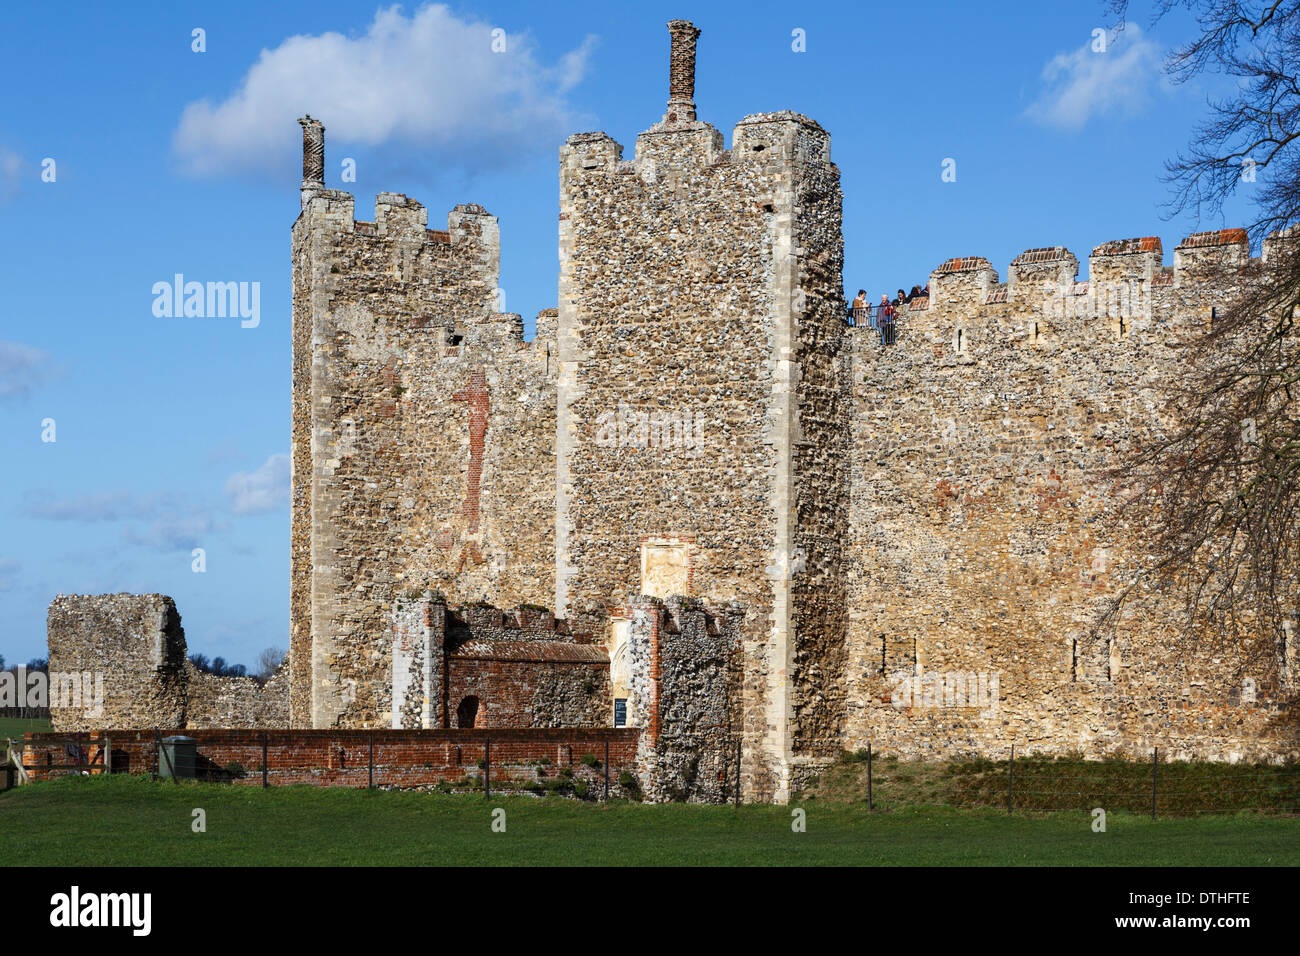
[0, 1, 1256, 666]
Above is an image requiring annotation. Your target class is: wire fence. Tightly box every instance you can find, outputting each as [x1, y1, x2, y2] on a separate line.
[828, 745, 1300, 817]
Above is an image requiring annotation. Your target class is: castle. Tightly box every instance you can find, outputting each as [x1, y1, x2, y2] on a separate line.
[47, 20, 1298, 802]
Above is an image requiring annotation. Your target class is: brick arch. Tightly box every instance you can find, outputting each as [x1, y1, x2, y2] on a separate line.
[456, 695, 480, 729]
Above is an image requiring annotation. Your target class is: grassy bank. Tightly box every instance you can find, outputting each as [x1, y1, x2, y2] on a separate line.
[799, 751, 1300, 815]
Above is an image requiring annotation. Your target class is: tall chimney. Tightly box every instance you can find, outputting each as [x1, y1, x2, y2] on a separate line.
[298, 115, 325, 207]
[665, 20, 701, 123]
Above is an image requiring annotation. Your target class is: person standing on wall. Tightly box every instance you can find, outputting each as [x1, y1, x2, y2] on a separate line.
[881, 296, 897, 346]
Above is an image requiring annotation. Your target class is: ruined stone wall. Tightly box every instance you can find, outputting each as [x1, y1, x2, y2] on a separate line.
[47, 594, 288, 731]
[625, 596, 744, 802]
[556, 108, 845, 801]
[845, 230, 1299, 763]
[185, 664, 289, 729]
[292, 191, 557, 729]
[47, 594, 187, 732]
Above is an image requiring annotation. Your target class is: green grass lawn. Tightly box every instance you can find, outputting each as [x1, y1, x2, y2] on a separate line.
[0, 717, 51, 741]
[1, 774, 1296, 865]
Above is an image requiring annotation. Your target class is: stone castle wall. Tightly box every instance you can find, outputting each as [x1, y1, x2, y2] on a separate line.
[844, 230, 1300, 763]
[292, 190, 557, 729]
[185, 664, 289, 730]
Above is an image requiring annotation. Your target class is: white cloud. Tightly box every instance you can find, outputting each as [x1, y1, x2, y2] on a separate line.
[0, 148, 22, 200]
[225, 454, 290, 515]
[1026, 25, 1163, 130]
[122, 514, 219, 553]
[23, 489, 221, 552]
[0, 340, 53, 401]
[173, 4, 597, 178]
[25, 491, 140, 522]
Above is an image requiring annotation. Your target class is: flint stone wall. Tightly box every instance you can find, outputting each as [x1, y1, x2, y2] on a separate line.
[47, 594, 287, 731]
[557, 110, 845, 802]
[845, 232, 1300, 763]
[625, 596, 744, 802]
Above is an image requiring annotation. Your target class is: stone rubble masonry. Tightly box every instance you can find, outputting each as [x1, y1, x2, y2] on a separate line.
[847, 228, 1300, 763]
[184, 665, 289, 730]
[47, 594, 286, 731]
[624, 595, 744, 802]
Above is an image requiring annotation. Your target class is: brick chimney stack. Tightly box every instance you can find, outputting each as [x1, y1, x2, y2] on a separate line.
[298, 115, 325, 208]
[666, 19, 701, 123]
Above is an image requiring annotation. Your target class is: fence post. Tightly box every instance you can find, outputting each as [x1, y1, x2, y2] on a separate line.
[105, 736, 111, 776]
[262, 732, 268, 789]
[1007, 745, 1014, 814]
[1152, 747, 1158, 821]
[603, 740, 610, 801]
[867, 743, 873, 811]
[484, 739, 491, 799]
[368, 732, 375, 790]
[153, 728, 160, 782]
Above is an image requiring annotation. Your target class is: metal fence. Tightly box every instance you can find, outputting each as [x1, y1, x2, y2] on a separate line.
[843, 744, 1300, 817]
[846, 305, 900, 344]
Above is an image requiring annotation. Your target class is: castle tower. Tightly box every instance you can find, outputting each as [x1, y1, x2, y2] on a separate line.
[556, 21, 848, 801]
[290, 118, 557, 729]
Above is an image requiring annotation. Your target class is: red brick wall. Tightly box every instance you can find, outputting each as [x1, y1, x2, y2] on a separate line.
[21, 728, 640, 790]
[446, 657, 608, 728]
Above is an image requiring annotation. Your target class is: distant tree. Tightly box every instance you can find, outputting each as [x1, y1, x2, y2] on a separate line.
[1106, 1, 1300, 678]
[187, 653, 247, 678]
[211, 657, 246, 678]
[25, 657, 48, 672]
[255, 647, 286, 680]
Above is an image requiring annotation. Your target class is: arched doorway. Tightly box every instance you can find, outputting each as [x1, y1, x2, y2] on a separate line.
[456, 695, 480, 729]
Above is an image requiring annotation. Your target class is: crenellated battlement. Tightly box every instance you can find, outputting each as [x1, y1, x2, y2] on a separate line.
[563, 110, 833, 186]
[299, 190, 493, 253]
[866, 227, 1297, 348]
